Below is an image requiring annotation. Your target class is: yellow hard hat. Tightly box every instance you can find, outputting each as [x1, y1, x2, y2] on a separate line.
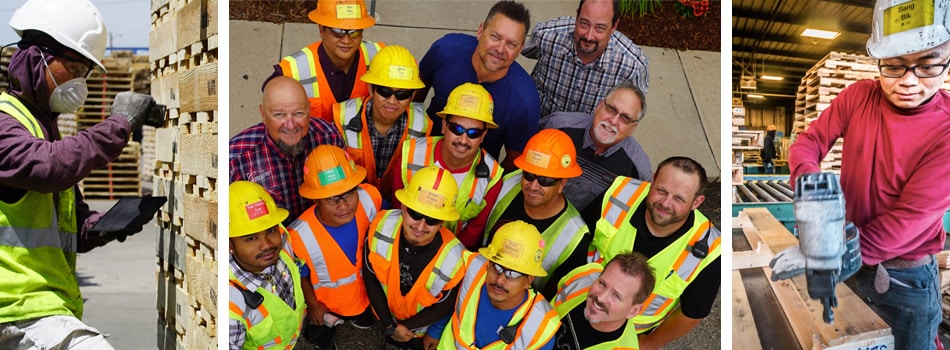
[308, 0, 375, 30]
[436, 83, 497, 129]
[395, 166, 460, 221]
[514, 129, 582, 178]
[480, 221, 547, 277]
[361, 45, 424, 90]
[299, 145, 367, 199]
[230, 181, 289, 238]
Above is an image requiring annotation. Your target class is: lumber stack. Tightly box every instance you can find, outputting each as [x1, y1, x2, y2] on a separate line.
[151, 0, 218, 349]
[938, 251, 950, 322]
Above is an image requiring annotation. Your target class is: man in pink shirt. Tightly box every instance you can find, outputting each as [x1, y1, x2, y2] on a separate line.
[788, 1, 950, 348]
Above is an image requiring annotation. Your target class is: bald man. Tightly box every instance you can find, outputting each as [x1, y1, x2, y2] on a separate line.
[230, 76, 346, 222]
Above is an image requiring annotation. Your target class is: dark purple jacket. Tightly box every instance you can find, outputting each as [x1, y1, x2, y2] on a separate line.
[0, 45, 131, 252]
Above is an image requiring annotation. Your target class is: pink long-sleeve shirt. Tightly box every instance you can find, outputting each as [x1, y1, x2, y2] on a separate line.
[789, 79, 950, 265]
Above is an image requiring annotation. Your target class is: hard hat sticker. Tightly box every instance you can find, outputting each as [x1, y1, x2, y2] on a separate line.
[335, 4, 361, 19]
[388, 66, 412, 80]
[883, 0, 934, 36]
[245, 200, 270, 220]
[417, 187, 447, 208]
[560, 155, 572, 168]
[525, 150, 551, 169]
[458, 94, 480, 112]
[501, 239, 524, 259]
[318, 165, 346, 185]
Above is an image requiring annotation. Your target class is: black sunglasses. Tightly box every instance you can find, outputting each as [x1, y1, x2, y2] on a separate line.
[406, 207, 443, 226]
[522, 171, 561, 187]
[446, 121, 486, 139]
[489, 261, 525, 280]
[375, 86, 413, 101]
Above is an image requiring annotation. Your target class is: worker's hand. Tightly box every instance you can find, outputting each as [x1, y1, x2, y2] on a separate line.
[307, 300, 329, 326]
[391, 323, 414, 342]
[422, 334, 439, 350]
[112, 91, 155, 129]
[110, 223, 144, 243]
[769, 245, 806, 281]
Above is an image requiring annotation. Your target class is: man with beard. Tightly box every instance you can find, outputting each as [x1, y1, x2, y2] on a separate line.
[230, 76, 345, 224]
[522, 0, 649, 117]
[416, 0, 539, 170]
[551, 252, 656, 349]
[580, 156, 719, 349]
[540, 81, 651, 212]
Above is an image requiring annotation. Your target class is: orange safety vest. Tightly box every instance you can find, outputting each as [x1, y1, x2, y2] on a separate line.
[332, 97, 430, 187]
[286, 184, 381, 316]
[279, 41, 384, 122]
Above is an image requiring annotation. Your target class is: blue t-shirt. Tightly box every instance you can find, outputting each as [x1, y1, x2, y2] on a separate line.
[325, 218, 359, 265]
[426, 286, 554, 349]
[419, 33, 540, 158]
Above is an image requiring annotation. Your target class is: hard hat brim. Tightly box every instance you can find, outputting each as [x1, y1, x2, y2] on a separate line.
[478, 248, 549, 277]
[308, 9, 376, 30]
[230, 209, 289, 238]
[513, 158, 582, 178]
[394, 189, 460, 222]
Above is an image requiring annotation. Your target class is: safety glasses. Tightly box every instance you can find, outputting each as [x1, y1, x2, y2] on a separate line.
[326, 27, 363, 39]
[446, 121, 486, 139]
[489, 261, 526, 280]
[522, 171, 561, 187]
[406, 207, 443, 226]
[39, 48, 94, 79]
[375, 86, 413, 101]
[322, 188, 357, 206]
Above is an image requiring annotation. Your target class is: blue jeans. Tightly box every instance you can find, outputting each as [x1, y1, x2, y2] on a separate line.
[846, 257, 941, 350]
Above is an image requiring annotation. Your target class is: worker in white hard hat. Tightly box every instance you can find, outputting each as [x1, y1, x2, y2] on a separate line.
[0, 1, 158, 348]
[788, 0, 950, 348]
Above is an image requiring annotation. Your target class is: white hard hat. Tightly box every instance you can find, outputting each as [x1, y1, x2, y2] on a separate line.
[10, 0, 108, 71]
[868, 0, 950, 58]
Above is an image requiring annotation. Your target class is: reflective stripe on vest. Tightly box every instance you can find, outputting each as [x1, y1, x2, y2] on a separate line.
[485, 170, 588, 289]
[280, 41, 383, 121]
[551, 264, 640, 349]
[400, 137, 502, 232]
[228, 251, 305, 350]
[593, 177, 721, 332]
[368, 210, 467, 322]
[335, 98, 429, 185]
[441, 254, 560, 349]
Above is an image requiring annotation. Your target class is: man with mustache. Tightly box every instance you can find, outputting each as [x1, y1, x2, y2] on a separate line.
[267, 0, 384, 122]
[285, 145, 382, 348]
[388, 83, 503, 250]
[230, 76, 345, 224]
[416, 0, 539, 171]
[363, 166, 467, 350]
[424, 221, 561, 349]
[580, 156, 720, 350]
[522, 0, 649, 117]
[482, 129, 591, 298]
[228, 181, 306, 349]
[331, 45, 431, 189]
[540, 81, 651, 212]
[551, 252, 656, 349]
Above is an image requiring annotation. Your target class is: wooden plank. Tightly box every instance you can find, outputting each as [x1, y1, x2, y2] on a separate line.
[176, 0, 203, 49]
[155, 126, 179, 163]
[182, 193, 217, 248]
[733, 213, 775, 270]
[185, 242, 216, 319]
[207, 0, 217, 37]
[741, 268, 800, 349]
[149, 10, 177, 62]
[745, 207, 798, 253]
[178, 62, 217, 113]
[180, 132, 216, 179]
[151, 71, 180, 109]
[732, 270, 763, 350]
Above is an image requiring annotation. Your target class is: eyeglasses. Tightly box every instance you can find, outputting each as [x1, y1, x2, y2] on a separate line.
[39, 49, 94, 79]
[406, 207, 443, 226]
[375, 86, 413, 101]
[878, 58, 950, 78]
[322, 188, 357, 206]
[489, 261, 525, 280]
[602, 101, 638, 125]
[446, 121, 486, 139]
[326, 27, 363, 39]
[522, 171, 561, 187]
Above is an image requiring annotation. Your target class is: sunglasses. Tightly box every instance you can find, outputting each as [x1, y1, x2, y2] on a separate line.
[406, 207, 443, 226]
[489, 261, 525, 280]
[446, 121, 486, 139]
[375, 86, 413, 101]
[522, 171, 561, 187]
[326, 27, 363, 39]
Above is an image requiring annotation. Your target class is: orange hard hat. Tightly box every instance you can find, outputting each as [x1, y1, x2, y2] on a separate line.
[308, 0, 375, 30]
[514, 129, 582, 178]
[299, 145, 367, 199]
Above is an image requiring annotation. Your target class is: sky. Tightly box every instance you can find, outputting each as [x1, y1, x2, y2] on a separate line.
[0, 0, 150, 53]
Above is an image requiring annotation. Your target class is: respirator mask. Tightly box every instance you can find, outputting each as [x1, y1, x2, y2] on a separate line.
[40, 50, 88, 114]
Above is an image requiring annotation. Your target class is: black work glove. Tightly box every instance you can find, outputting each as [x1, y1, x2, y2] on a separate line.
[112, 91, 156, 129]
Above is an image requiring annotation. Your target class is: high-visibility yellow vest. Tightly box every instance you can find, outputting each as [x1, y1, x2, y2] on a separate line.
[438, 254, 561, 349]
[279, 41, 384, 122]
[551, 263, 639, 350]
[228, 250, 306, 349]
[0, 92, 81, 323]
[591, 177, 721, 333]
[332, 97, 430, 187]
[399, 137, 502, 233]
[485, 170, 588, 289]
[286, 184, 380, 316]
[366, 209, 468, 333]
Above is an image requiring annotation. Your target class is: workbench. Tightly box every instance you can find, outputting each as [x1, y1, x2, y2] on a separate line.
[733, 208, 894, 349]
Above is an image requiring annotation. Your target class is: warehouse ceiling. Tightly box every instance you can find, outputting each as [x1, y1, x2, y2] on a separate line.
[732, 0, 875, 106]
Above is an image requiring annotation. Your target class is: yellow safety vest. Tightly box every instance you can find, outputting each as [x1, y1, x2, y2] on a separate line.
[551, 263, 639, 350]
[228, 250, 306, 350]
[0, 92, 81, 323]
[591, 177, 721, 333]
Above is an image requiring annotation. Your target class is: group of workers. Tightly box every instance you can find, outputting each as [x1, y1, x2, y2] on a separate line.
[228, 0, 719, 349]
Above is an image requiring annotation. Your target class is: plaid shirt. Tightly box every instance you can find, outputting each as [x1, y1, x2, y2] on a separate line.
[228, 253, 297, 349]
[365, 101, 407, 179]
[229, 118, 344, 221]
[523, 16, 650, 117]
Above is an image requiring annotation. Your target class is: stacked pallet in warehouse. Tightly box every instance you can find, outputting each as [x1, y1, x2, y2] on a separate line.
[151, 0, 217, 348]
[80, 141, 142, 199]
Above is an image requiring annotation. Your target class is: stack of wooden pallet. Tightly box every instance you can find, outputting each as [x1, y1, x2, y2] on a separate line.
[937, 251, 950, 325]
[151, 0, 218, 348]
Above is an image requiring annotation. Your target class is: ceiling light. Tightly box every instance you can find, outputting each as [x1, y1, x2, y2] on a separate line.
[760, 75, 784, 81]
[801, 28, 840, 40]
[747, 94, 765, 99]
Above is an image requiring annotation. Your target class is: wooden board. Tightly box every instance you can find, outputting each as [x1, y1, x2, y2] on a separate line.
[732, 270, 764, 350]
[732, 212, 775, 270]
[178, 61, 217, 114]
